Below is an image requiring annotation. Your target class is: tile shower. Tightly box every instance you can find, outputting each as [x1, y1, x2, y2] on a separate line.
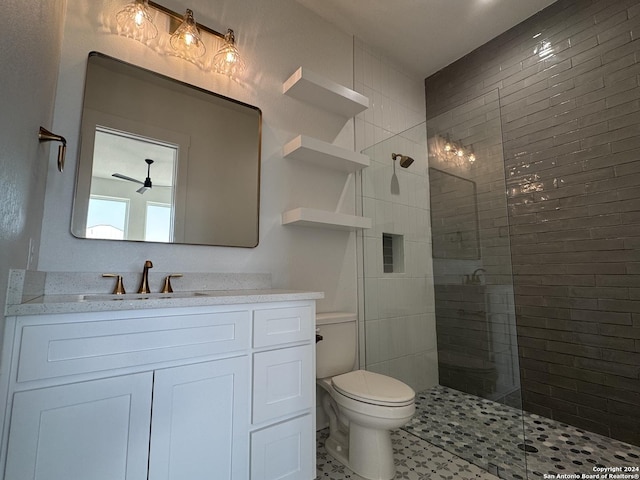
[357, 0, 640, 477]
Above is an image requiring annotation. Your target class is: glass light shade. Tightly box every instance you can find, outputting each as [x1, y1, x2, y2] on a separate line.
[213, 29, 246, 77]
[443, 135, 452, 152]
[116, 0, 158, 41]
[468, 153, 476, 163]
[170, 9, 206, 59]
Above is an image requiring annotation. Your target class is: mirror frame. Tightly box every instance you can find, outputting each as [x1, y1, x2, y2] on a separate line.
[71, 52, 262, 247]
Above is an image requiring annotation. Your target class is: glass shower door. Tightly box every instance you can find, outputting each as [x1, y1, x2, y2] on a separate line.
[360, 89, 528, 478]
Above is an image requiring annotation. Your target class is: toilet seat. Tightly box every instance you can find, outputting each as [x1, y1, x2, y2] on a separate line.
[331, 370, 415, 407]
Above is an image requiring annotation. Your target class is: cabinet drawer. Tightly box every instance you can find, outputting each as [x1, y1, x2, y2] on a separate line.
[252, 345, 313, 424]
[253, 306, 313, 348]
[250, 414, 313, 480]
[16, 311, 250, 382]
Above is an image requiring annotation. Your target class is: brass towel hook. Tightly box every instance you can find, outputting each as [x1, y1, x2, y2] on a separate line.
[38, 126, 67, 172]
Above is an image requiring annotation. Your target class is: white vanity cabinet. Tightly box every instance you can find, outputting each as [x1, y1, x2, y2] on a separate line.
[250, 306, 315, 480]
[0, 298, 317, 480]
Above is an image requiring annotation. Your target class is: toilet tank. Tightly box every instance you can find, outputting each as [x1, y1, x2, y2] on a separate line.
[316, 312, 357, 379]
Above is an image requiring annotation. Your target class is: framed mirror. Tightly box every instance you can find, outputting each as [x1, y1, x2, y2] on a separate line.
[429, 167, 480, 260]
[71, 52, 261, 247]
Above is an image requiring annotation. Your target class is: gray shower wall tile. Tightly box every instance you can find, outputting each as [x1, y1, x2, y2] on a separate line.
[552, 384, 610, 410]
[546, 340, 603, 359]
[609, 107, 640, 130]
[572, 331, 636, 351]
[554, 409, 611, 437]
[566, 257, 628, 272]
[547, 363, 605, 384]
[426, 0, 640, 445]
[573, 356, 639, 378]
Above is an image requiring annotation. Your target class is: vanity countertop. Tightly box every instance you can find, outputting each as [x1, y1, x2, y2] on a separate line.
[6, 289, 324, 316]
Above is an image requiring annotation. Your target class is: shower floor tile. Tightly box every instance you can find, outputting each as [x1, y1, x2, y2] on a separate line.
[316, 427, 498, 480]
[404, 385, 640, 480]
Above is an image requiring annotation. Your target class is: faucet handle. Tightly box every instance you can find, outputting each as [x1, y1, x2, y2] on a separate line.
[102, 274, 126, 294]
[160, 274, 183, 294]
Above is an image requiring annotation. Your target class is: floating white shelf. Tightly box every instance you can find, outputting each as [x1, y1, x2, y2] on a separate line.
[283, 67, 369, 117]
[283, 135, 369, 173]
[281, 208, 372, 231]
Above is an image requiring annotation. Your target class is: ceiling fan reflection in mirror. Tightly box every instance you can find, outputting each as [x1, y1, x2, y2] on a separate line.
[112, 158, 156, 194]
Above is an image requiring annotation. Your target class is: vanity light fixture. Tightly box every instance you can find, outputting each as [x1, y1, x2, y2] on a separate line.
[437, 134, 476, 167]
[116, 0, 158, 42]
[169, 8, 206, 59]
[212, 29, 246, 77]
[114, 1, 246, 76]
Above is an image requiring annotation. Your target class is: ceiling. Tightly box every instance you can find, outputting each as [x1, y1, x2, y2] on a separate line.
[295, 0, 558, 79]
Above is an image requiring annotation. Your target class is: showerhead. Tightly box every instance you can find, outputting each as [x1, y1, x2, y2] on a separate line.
[392, 153, 414, 168]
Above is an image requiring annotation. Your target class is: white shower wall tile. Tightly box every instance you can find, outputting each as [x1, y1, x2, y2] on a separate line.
[367, 361, 390, 377]
[392, 203, 409, 233]
[363, 236, 382, 279]
[364, 318, 381, 363]
[364, 277, 379, 320]
[375, 199, 394, 234]
[388, 318, 405, 360]
[417, 313, 437, 352]
[415, 350, 439, 391]
[404, 242, 418, 277]
[373, 166, 392, 203]
[355, 37, 436, 390]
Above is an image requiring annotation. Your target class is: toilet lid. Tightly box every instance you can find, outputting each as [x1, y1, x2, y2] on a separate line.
[331, 370, 415, 406]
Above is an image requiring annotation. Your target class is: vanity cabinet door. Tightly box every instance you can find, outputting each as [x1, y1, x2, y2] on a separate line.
[250, 414, 314, 480]
[4, 372, 153, 480]
[148, 357, 250, 480]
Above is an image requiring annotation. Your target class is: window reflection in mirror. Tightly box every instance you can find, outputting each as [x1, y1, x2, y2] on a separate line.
[86, 196, 129, 239]
[87, 126, 178, 242]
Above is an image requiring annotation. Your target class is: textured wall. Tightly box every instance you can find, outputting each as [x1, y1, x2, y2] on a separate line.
[0, 0, 65, 342]
[426, 0, 640, 444]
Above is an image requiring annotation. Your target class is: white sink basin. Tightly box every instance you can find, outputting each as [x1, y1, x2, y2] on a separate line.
[81, 292, 205, 301]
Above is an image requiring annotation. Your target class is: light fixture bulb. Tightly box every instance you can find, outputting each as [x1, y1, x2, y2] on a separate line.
[213, 29, 246, 77]
[170, 9, 206, 59]
[468, 153, 476, 163]
[116, 0, 158, 42]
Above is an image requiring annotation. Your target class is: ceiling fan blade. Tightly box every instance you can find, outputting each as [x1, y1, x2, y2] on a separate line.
[112, 173, 144, 185]
[136, 186, 150, 194]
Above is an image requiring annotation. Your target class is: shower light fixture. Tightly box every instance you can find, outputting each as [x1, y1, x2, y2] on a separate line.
[115, 1, 246, 76]
[437, 134, 476, 166]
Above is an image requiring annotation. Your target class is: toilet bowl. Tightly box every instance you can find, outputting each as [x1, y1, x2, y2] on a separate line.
[316, 313, 416, 480]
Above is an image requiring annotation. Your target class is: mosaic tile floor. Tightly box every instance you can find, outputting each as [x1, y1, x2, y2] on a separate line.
[316, 427, 499, 480]
[404, 385, 640, 480]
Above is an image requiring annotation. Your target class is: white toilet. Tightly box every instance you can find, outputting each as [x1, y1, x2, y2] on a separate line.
[316, 312, 416, 480]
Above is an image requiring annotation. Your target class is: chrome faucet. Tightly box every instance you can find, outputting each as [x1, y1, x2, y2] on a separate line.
[137, 260, 153, 294]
